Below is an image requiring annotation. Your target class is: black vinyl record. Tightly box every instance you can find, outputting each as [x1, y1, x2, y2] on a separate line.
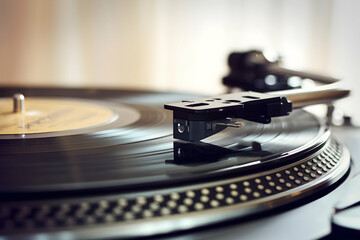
[0, 87, 324, 194]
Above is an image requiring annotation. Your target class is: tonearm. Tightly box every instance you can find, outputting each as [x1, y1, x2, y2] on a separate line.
[164, 50, 350, 142]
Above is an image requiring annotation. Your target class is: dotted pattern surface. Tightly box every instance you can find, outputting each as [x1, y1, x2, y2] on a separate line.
[0, 139, 345, 233]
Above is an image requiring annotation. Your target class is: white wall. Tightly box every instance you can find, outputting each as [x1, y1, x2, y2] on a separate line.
[0, 0, 359, 103]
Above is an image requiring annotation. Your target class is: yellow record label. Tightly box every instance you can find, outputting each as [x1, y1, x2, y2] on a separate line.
[0, 98, 116, 134]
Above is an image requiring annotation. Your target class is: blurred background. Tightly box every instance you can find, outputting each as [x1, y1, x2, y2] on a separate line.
[0, 0, 359, 100]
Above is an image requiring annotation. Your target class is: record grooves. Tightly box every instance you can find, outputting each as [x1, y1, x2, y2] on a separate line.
[0, 87, 351, 239]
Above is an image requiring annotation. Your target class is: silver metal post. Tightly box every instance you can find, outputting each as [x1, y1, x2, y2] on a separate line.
[13, 93, 25, 113]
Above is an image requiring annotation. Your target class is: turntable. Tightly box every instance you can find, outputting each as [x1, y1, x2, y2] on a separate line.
[0, 51, 358, 240]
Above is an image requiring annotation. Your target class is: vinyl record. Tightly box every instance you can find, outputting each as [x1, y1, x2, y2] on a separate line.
[0, 87, 329, 193]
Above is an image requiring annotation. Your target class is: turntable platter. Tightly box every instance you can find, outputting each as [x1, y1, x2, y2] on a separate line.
[0, 87, 351, 239]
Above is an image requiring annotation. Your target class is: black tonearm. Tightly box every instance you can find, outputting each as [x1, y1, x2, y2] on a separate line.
[164, 86, 349, 141]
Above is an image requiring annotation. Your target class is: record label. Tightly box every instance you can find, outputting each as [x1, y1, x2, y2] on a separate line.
[0, 98, 116, 134]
